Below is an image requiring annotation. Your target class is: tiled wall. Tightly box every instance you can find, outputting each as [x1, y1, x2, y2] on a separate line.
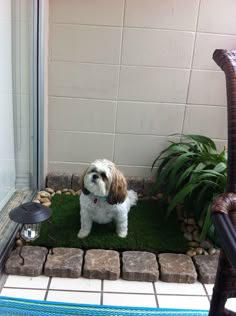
[48, 0, 235, 178]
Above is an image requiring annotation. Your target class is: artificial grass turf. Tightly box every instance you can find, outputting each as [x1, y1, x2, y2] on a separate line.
[33, 194, 188, 254]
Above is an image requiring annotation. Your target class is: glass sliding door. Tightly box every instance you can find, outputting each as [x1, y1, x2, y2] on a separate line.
[0, 0, 40, 272]
[0, 1, 16, 211]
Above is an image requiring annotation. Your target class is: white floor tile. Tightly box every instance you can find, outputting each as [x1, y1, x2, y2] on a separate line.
[4, 275, 49, 289]
[50, 277, 101, 292]
[103, 293, 156, 308]
[47, 290, 101, 305]
[157, 295, 210, 310]
[155, 281, 206, 295]
[104, 279, 154, 294]
[226, 298, 236, 312]
[0, 288, 46, 300]
[204, 284, 214, 296]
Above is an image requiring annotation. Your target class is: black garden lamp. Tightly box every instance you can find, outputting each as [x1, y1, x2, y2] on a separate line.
[9, 202, 52, 264]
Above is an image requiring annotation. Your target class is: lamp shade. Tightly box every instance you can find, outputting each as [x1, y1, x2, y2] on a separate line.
[9, 202, 52, 224]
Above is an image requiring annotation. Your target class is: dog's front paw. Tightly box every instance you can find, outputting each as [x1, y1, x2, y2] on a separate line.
[117, 231, 127, 238]
[77, 230, 90, 239]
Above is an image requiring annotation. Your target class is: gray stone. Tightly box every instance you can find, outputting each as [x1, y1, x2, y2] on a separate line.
[193, 254, 219, 284]
[200, 239, 214, 250]
[46, 173, 72, 190]
[5, 246, 48, 277]
[158, 253, 197, 283]
[184, 232, 193, 241]
[143, 178, 154, 196]
[83, 249, 120, 280]
[72, 174, 81, 191]
[122, 251, 159, 282]
[44, 248, 84, 278]
[126, 177, 144, 194]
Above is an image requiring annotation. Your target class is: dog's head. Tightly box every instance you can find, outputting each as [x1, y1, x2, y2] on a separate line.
[81, 159, 127, 204]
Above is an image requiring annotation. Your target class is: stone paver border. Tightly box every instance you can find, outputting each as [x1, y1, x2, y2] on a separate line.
[5, 247, 219, 283]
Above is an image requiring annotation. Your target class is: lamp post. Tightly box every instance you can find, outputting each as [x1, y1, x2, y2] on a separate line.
[9, 202, 52, 265]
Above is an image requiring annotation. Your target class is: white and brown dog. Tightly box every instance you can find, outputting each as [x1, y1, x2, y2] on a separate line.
[77, 159, 138, 238]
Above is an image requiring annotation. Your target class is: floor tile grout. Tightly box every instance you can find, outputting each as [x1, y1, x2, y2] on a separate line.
[100, 279, 103, 305]
[152, 282, 159, 307]
[1, 274, 215, 310]
[44, 277, 52, 301]
[202, 283, 212, 303]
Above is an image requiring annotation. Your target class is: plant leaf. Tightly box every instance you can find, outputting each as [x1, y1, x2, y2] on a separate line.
[183, 134, 217, 150]
[199, 205, 212, 240]
[167, 183, 200, 216]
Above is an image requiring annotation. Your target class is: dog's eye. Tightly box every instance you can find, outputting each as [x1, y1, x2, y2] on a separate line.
[101, 172, 107, 179]
[90, 168, 97, 173]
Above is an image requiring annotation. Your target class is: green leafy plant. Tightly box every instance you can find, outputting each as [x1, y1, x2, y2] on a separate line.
[152, 134, 227, 242]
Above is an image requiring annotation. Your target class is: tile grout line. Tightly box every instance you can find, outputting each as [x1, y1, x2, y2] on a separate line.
[152, 282, 159, 308]
[4, 285, 212, 297]
[112, 0, 126, 162]
[100, 280, 104, 305]
[48, 94, 226, 106]
[49, 21, 236, 36]
[202, 283, 212, 303]
[44, 277, 52, 301]
[180, 0, 202, 136]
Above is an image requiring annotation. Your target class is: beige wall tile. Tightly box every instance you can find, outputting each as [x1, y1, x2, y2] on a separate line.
[47, 0, 231, 176]
[114, 134, 179, 166]
[122, 28, 194, 68]
[48, 162, 156, 178]
[50, 24, 122, 64]
[116, 101, 184, 135]
[49, 97, 116, 133]
[183, 105, 227, 139]
[213, 139, 227, 153]
[188, 70, 227, 106]
[49, 62, 119, 99]
[198, 0, 236, 35]
[193, 33, 236, 70]
[116, 165, 157, 178]
[48, 131, 114, 163]
[125, 0, 199, 31]
[51, 0, 124, 26]
[118, 66, 190, 103]
[48, 162, 90, 174]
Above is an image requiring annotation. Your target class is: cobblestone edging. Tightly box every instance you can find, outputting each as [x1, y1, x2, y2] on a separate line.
[46, 173, 152, 196]
[5, 246, 219, 284]
[41, 172, 220, 258]
[5, 173, 219, 284]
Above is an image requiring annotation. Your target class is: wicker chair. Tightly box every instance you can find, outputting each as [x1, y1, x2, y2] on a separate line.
[209, 50, 236, 316]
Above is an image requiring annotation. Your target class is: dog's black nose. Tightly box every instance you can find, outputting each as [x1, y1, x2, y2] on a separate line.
[92, 174, 99, 180]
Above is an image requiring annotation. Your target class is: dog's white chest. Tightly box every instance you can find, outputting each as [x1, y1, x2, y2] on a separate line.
[83, 194, 115, 224]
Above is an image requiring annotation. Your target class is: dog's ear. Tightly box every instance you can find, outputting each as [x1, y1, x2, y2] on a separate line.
[107, 169, 127, 205]
[80, 169, 90, 195]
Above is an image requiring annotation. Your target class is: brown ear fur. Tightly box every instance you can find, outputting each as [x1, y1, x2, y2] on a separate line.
[80, 169, 90, 195]
[107, 169, 127, 205]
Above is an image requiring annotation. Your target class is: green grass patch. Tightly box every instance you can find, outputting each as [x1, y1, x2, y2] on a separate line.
[33, 194, 187, 254]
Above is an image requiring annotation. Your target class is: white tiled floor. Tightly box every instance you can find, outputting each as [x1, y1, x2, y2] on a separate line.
[0, 274, 212, 309]
[1, 275, 236, 311]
